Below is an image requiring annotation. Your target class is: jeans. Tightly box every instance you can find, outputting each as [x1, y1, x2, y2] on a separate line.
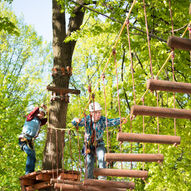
[19, 139, 36, 174]
[85, 143, 106, 179]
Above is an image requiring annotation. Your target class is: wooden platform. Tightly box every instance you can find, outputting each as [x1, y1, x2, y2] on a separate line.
[19, 169, 80, 191]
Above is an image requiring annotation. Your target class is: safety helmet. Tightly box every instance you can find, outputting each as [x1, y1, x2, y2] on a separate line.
[89, 102, 102, 112]
[39, 108, 46, 116]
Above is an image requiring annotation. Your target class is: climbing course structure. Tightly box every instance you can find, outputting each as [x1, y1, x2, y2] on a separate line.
[19, 0, 191, 190]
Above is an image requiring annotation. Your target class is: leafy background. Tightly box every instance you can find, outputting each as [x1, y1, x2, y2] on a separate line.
[0, 0, 191, 190]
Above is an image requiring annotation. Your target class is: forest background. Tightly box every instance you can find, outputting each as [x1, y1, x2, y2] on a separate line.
[0, 0, 191, 190]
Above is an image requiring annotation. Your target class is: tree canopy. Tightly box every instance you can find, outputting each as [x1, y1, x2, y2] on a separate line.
[0, 0, 191, 190]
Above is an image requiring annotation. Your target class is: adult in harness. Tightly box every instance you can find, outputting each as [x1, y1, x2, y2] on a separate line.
[72, 102, 127, 180]
[19, 104, 47, 174]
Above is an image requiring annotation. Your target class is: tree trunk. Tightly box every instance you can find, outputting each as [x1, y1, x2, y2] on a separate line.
[41, 0, 85, 190]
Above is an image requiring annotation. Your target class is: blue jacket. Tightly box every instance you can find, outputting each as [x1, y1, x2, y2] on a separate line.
[72, 115, 121, 143]
[19, 107, 47, 140]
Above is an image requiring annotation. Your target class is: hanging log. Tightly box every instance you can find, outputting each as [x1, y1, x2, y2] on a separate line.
[147, 79, 191, 94]
[167, 36, 191, 51]
[54, 183, 127, 191]
[47, 85, 80, 95]
[94, 168, 148, 179]
[84, 179, 135, 189]
[105, 153, 164, 162]
[131, 105, 191, 119]
[117, 133, 180, 145]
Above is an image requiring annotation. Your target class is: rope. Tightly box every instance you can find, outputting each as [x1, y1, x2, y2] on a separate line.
[69, 130, 74, 172]
[84, 112, 88, 180]
[156, 89, 160, 153]
[169, 0, 176, 136]
[56, 129, 59, 179]
[113, 49, 122, 131]
[77, 126, 82, 174]
[61, 130, 65, 173]
[70, 0, 137, 124]
[101, 73, 109, 153]
[143, 0, 153, 78]
[113, 48, 123, 169]
[49, 128, 54, 179]
[126, 19, 136, 105]
[142, 97, 145, 170]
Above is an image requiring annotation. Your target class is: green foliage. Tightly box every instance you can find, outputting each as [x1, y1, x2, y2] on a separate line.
[1, 0, 191, 190]
[0, 2, 52, 190]
[0, 2, 19, 35]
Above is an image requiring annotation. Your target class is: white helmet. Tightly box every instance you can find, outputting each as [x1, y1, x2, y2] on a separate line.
[89, 102, 102, 112]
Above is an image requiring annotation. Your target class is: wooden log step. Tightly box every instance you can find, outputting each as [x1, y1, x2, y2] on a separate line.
[117, 133, 180, 145]
[47, 85, 80, 95]
[94, 168, 148, 179]
[25, 181, 51, 191]
[84, 179, 135, 189]
[54, 183, 127, 191]
[51, 179, 81, 185]
[131, 105, 191, 119]
[105, 153, 164, 162]
[147, 79, 191, 94]
[167, 36, 191, 51]
[51, 179, 135, 190]
[20, 178, 35, 186]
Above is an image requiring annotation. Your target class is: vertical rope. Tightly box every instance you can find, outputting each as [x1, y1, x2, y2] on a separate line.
[142, 97, 145, 170]
[126, 19, 136, 170]
[112, 48, 122, 131]
[126, 20, 136, 105]
[143, 0, 153, 78]
[69, 130, 73, 172]
[61, 130, 65, 172]
[169, 0, 174, 36]
[169, 0, 176, 136]
[189, 24, 191, 63]
[156, 89, 160, 153]
[56, 129, 59, 178]
[102, 73, 109, 153]
[113, 48, 123, 169]
[77, 125, 82, 175]
[84, 112, 88, 180]
[49, 128, 54, 179]
[92, 95, 98, 168]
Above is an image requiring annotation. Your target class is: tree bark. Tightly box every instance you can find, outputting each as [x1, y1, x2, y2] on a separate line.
[41, 1, 85, 190]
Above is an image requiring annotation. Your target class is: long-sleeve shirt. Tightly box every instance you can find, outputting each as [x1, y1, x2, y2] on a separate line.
[72, 115, 121, 143]
[19, 107, 47, 140]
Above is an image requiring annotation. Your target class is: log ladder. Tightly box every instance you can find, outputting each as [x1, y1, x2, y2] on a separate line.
[106, 77, 191, 176]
